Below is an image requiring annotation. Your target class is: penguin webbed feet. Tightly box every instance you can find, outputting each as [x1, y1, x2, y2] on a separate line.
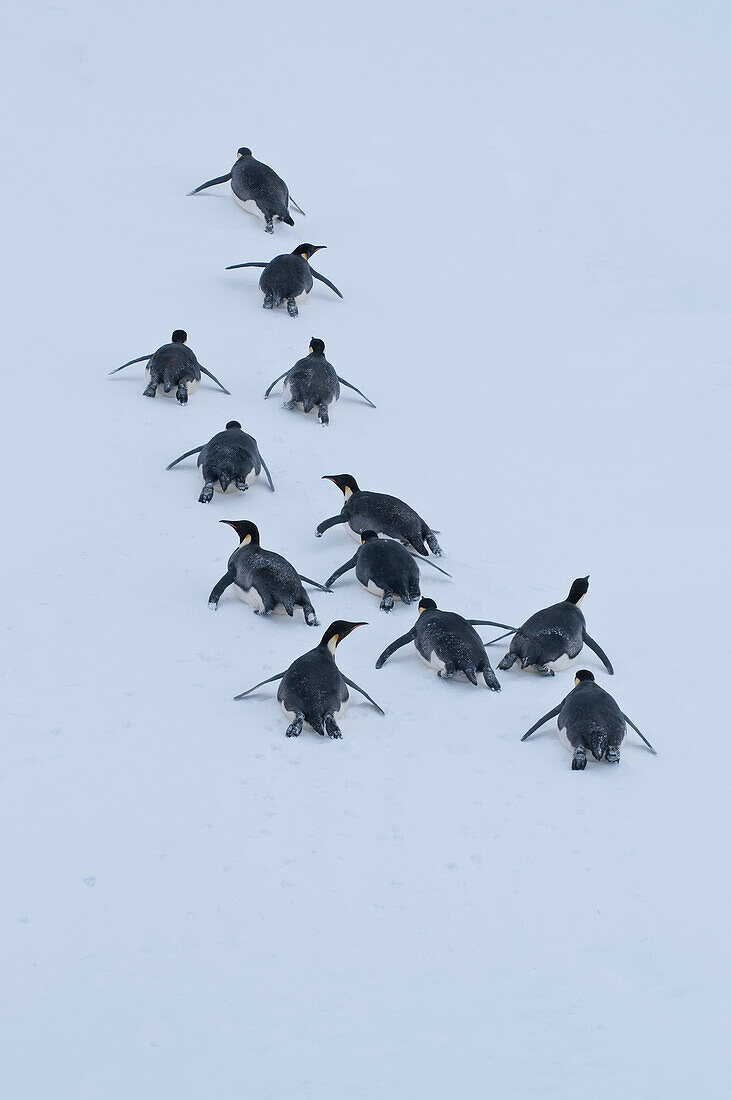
[483, 666, 501, 692]
[143, 379, 158, 398]
[572, 748, 587, 771]
[606, 746, 621, 765]
[176, 382, 188, 405]
[286, 714, 304, 738]
[263, 293, 274, 310]
[318, 405, 329, 426]
[497, 652, 517, 671]
[199, 483, 214, 504]
[304, 610, 319, 627]
[235, 477, 249, 492]
[265, 218, 274, 234]
[380, 593, 395, 613]
[535, 664, 555, 676]
[324, 714, 342, 739]
[286, 297, 298, 318]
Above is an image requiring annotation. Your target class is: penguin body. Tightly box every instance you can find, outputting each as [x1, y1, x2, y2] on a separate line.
[497, 577, 614, 676]
[265, 339, 376, 426]
[189, 147, 302, 233]
[324, 532, 452, 612]
[226, 245, 342, 317]
[316, 474, 443, 557]
[234, 621, 385, 739]
[165, 420, 275, 503]
[521, 670, 657, 769]
[208, 521, 328, 625]
[375, 598, 514, 690]
[108, 330, 230, 405]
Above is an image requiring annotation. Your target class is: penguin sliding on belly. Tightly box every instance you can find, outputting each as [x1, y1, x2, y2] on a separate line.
[234, 621, 384, 739]
[521, 670, 657, 769]
[375, 598, 516, 690]
[316, 474, 443, 557]
[265, 338, 376, 426]
[166, 420, 275, 503]
[490, 577, 614, 676]
[108, 330, 230, 405]
[188, 147, 305, 233]
[226, 244, 342, 317]
[324, 532, 452, 612]
[208, 520, 331, 625]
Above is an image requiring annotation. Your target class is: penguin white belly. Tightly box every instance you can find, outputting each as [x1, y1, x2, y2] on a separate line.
[418, 649, 447, 672]
[232, 194, 264, 220]
[363, 579, 386, 598]
[283, 385, 320, 416]
[146, 369, 200, 398]
[558, 726, 573, 753]
[234, 585, 265, 613]
[544, 652, 577, 673]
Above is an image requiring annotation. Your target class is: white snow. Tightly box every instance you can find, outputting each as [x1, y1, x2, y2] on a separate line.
[3, 1, 729, 1097]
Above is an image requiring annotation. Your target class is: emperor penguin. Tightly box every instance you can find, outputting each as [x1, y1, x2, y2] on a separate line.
[521, 670, 657, 769]
[226, 245, 342, 317]
[188, 146, 305, 233]
[233, 621, 385, 738]
[108, 330, 230, 404]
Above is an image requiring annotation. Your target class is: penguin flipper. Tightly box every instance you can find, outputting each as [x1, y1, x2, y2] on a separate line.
[622, 713, 657, 754]
[521, 705, 562, 741]
[323, 555, 358, 590]
[289, 196, 306, 216]
[265, 371, 289, 398]
[582, 630, 614, 674]
[209, 569, 235, 608]
[225, 262, 268, 270]
[297, 574, 333, 593]
[484, 629, 517, 646]
[469, 620, 518, 631]
[336, 377, 376, 408]
[315, 514, 347, 536]
[188, 172, 232, 196]
[413, 556, 452, 578]
[309, 267, 343, 299]
[233, 671, 286, 700]
[199, 365, 231, 394]
[108, 354, 152, 375]
[258, 453, 276, 492]
[340, 674, 385, 715]
[375, 630, 416, 669]
[165, 446, 205, 470]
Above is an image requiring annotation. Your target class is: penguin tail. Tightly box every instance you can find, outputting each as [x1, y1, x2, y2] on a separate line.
[280, 211, 295, 226]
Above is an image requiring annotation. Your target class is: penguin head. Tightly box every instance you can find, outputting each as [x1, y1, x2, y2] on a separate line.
[418, 597, 437, 615]
[171, 329, 187, 344]
[309, 338, 326, 355]
[237, 147, 252, 158]
[574, 669, 595, 686]
[567, 576, 590, 606]
[225, 420, 243, 431]
[323, 474, 359, 499]
[320, 620, 367, 655]
[360, 531, 378, 544]
[220, 519, 260, 546]
[293, 244, 325, 260]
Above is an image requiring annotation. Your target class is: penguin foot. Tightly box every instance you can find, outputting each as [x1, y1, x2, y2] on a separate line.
[199, 484, 214, 504]
[285, 715, 304, 738]
[318, 405, 329, 426]
[304, 611, 319, 627]
[497, 653, 517, 671]
[176, 383, 188, 405]
[143, 382, 157, 398]
[265, 218, 274, 234]
[263, 293, 274, 309]
[286, 297, 298, 317]
[324, 715, 342, 739]
[235, 478, 249, 492]
[282, 400, 297, 411]
[572, 749, 587, 771]
[606, 747, 621, 765]
[425, 532, 443, 556]
[535, 664, 555, 676]
[380, 594, 395, 613]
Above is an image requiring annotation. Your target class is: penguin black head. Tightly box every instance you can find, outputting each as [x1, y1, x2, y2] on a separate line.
[237, 147, 252, 158]
[567, 576, 590, 605]
[293, 244, 325, 260]
[323, 474, 360, 498]
[309, 338, 326, 355]
[418, 597, 437, 614]
[574, 669, 595, 685]
[360, 531, 378, 544]
[221, 519, 260, 546]
[320, 620, 367, 654]
[225, 420, 242, 431]
[172, 329, 187, 344]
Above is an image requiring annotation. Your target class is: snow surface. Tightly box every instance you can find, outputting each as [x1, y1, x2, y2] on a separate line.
[3, 1, 730, 1096]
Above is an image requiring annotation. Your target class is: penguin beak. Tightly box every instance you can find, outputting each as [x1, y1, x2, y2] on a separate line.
[310, 246, 325, 255]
